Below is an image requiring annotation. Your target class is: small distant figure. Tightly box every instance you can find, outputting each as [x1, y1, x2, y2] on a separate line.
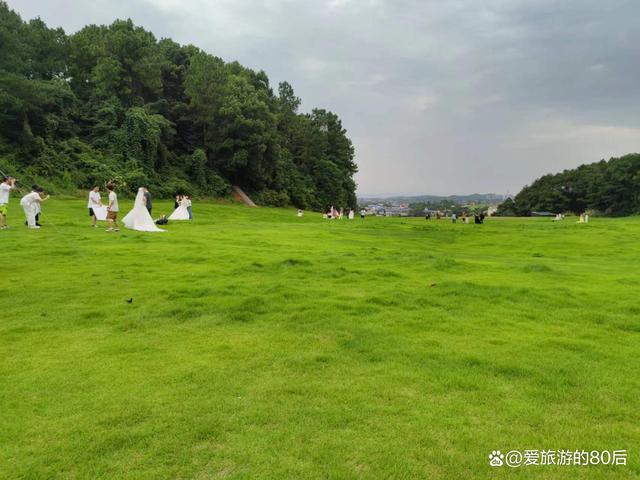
[174, 195, 181, 209]
[297, 209, 303, 217]
[338, 208, 344, 219]
[106, 183, 120, 232]
[33, 187, 47, 226]
[585, 214, 589, 223]
[88, 185, 102, 227]
[169, 196, 190, 220]
[451, 213, 457, 224]
[143, 187, 152, 214]
[0, 176, 17, 229]
[425, 213, 431, 220]
[348, 209, 354, 220]
[155, 214, 169, 225]
[474, 214, 481, 224]
[327, 205, 334, 219]
[185, 195, 193, 219]
[360, 209, 366, 219]
[577, 213, 585, 224]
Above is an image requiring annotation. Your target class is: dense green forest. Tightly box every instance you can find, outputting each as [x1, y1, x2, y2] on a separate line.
[0, 2, 357, 208]
[497, 153, 640, 216]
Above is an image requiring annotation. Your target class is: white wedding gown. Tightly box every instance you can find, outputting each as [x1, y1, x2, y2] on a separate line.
[169, 201, 190, 220]
[123, 188, 166, 232]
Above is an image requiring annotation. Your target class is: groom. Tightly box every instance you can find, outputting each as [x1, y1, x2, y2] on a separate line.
[143, 188, 152, 215]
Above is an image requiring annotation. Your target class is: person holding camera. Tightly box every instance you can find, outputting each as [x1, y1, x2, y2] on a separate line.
[0, 176, 16, 229]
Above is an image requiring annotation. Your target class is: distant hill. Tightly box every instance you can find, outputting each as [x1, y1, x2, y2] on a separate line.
[358, 193, 505, 205]
[497, 153, 640, 216]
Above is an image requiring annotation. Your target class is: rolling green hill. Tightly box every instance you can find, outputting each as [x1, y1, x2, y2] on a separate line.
[0, 2, 357, 210]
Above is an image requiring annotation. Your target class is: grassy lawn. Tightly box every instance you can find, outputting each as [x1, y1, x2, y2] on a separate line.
[1, 198, 639, 479]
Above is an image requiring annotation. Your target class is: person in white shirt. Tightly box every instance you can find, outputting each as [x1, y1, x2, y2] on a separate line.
[106, 183, 120, 232]
[0, 176, 16, 229]
[88, 186, 102, 227]
[20, 185, 49, 229]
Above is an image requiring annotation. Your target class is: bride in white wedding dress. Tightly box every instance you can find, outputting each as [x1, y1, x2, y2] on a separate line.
[122, 188, 166, 232]
[169, 196, 190, 220]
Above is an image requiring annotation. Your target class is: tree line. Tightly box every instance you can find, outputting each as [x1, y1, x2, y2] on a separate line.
[497, 153, 640, 216]
[0, 2, 357, 209]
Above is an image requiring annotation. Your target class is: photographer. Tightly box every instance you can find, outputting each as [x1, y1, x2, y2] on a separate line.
[0, 176, 16, 229]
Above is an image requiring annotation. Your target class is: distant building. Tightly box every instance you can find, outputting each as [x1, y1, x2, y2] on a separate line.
[366, 204, 385, 215]
[385, 204, 410, 217]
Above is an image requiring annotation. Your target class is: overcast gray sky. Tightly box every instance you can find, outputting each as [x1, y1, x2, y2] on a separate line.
[10, 0, 640, 196]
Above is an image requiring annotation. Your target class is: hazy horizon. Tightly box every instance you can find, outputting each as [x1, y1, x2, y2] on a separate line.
[357, 191, 506, 199]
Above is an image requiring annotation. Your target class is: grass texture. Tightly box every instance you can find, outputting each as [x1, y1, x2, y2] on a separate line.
[1, 199, 639, 479]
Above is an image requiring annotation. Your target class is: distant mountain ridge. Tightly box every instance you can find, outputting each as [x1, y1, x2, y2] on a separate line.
[358, 193, 506, 204]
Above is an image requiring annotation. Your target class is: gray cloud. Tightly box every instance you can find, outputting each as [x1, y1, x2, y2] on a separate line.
[9, 0, 640, 195]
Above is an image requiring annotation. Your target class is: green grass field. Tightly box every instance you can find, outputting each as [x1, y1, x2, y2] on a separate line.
[1, 199, 639, 479]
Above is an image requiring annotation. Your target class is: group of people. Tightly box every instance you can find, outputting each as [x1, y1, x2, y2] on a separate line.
[0, 176, 50, 229]
[0, 176, 196, 233]
[432, 212, 485, 224]
[323, 206, 365, 220]
[169, 195, 193, 221]
[577, 213, 589, 224]
[87, 185, 194, 232]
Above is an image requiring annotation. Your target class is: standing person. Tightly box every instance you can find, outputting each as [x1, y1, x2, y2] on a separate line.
[185, 195, 193, 220]
[88, 185, 102, 227]
[451, 213, 457, 224]
[174, 195, 181, 209]
[20, 185, 49, 229]
[360, 208, 366, 219]
[144, 187, 152, 215]
[0, 176, 16, 229]
[122, 187, 166, 232]
[348, 209, 354, 220]
[106, 184, 120, 232]
[33, 187, 46, 226]
[168, 196, 190, 220]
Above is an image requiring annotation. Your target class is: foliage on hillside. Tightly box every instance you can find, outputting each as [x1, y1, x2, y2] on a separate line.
[0, 2, 357, 208]
[497, 153, 640, 216]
